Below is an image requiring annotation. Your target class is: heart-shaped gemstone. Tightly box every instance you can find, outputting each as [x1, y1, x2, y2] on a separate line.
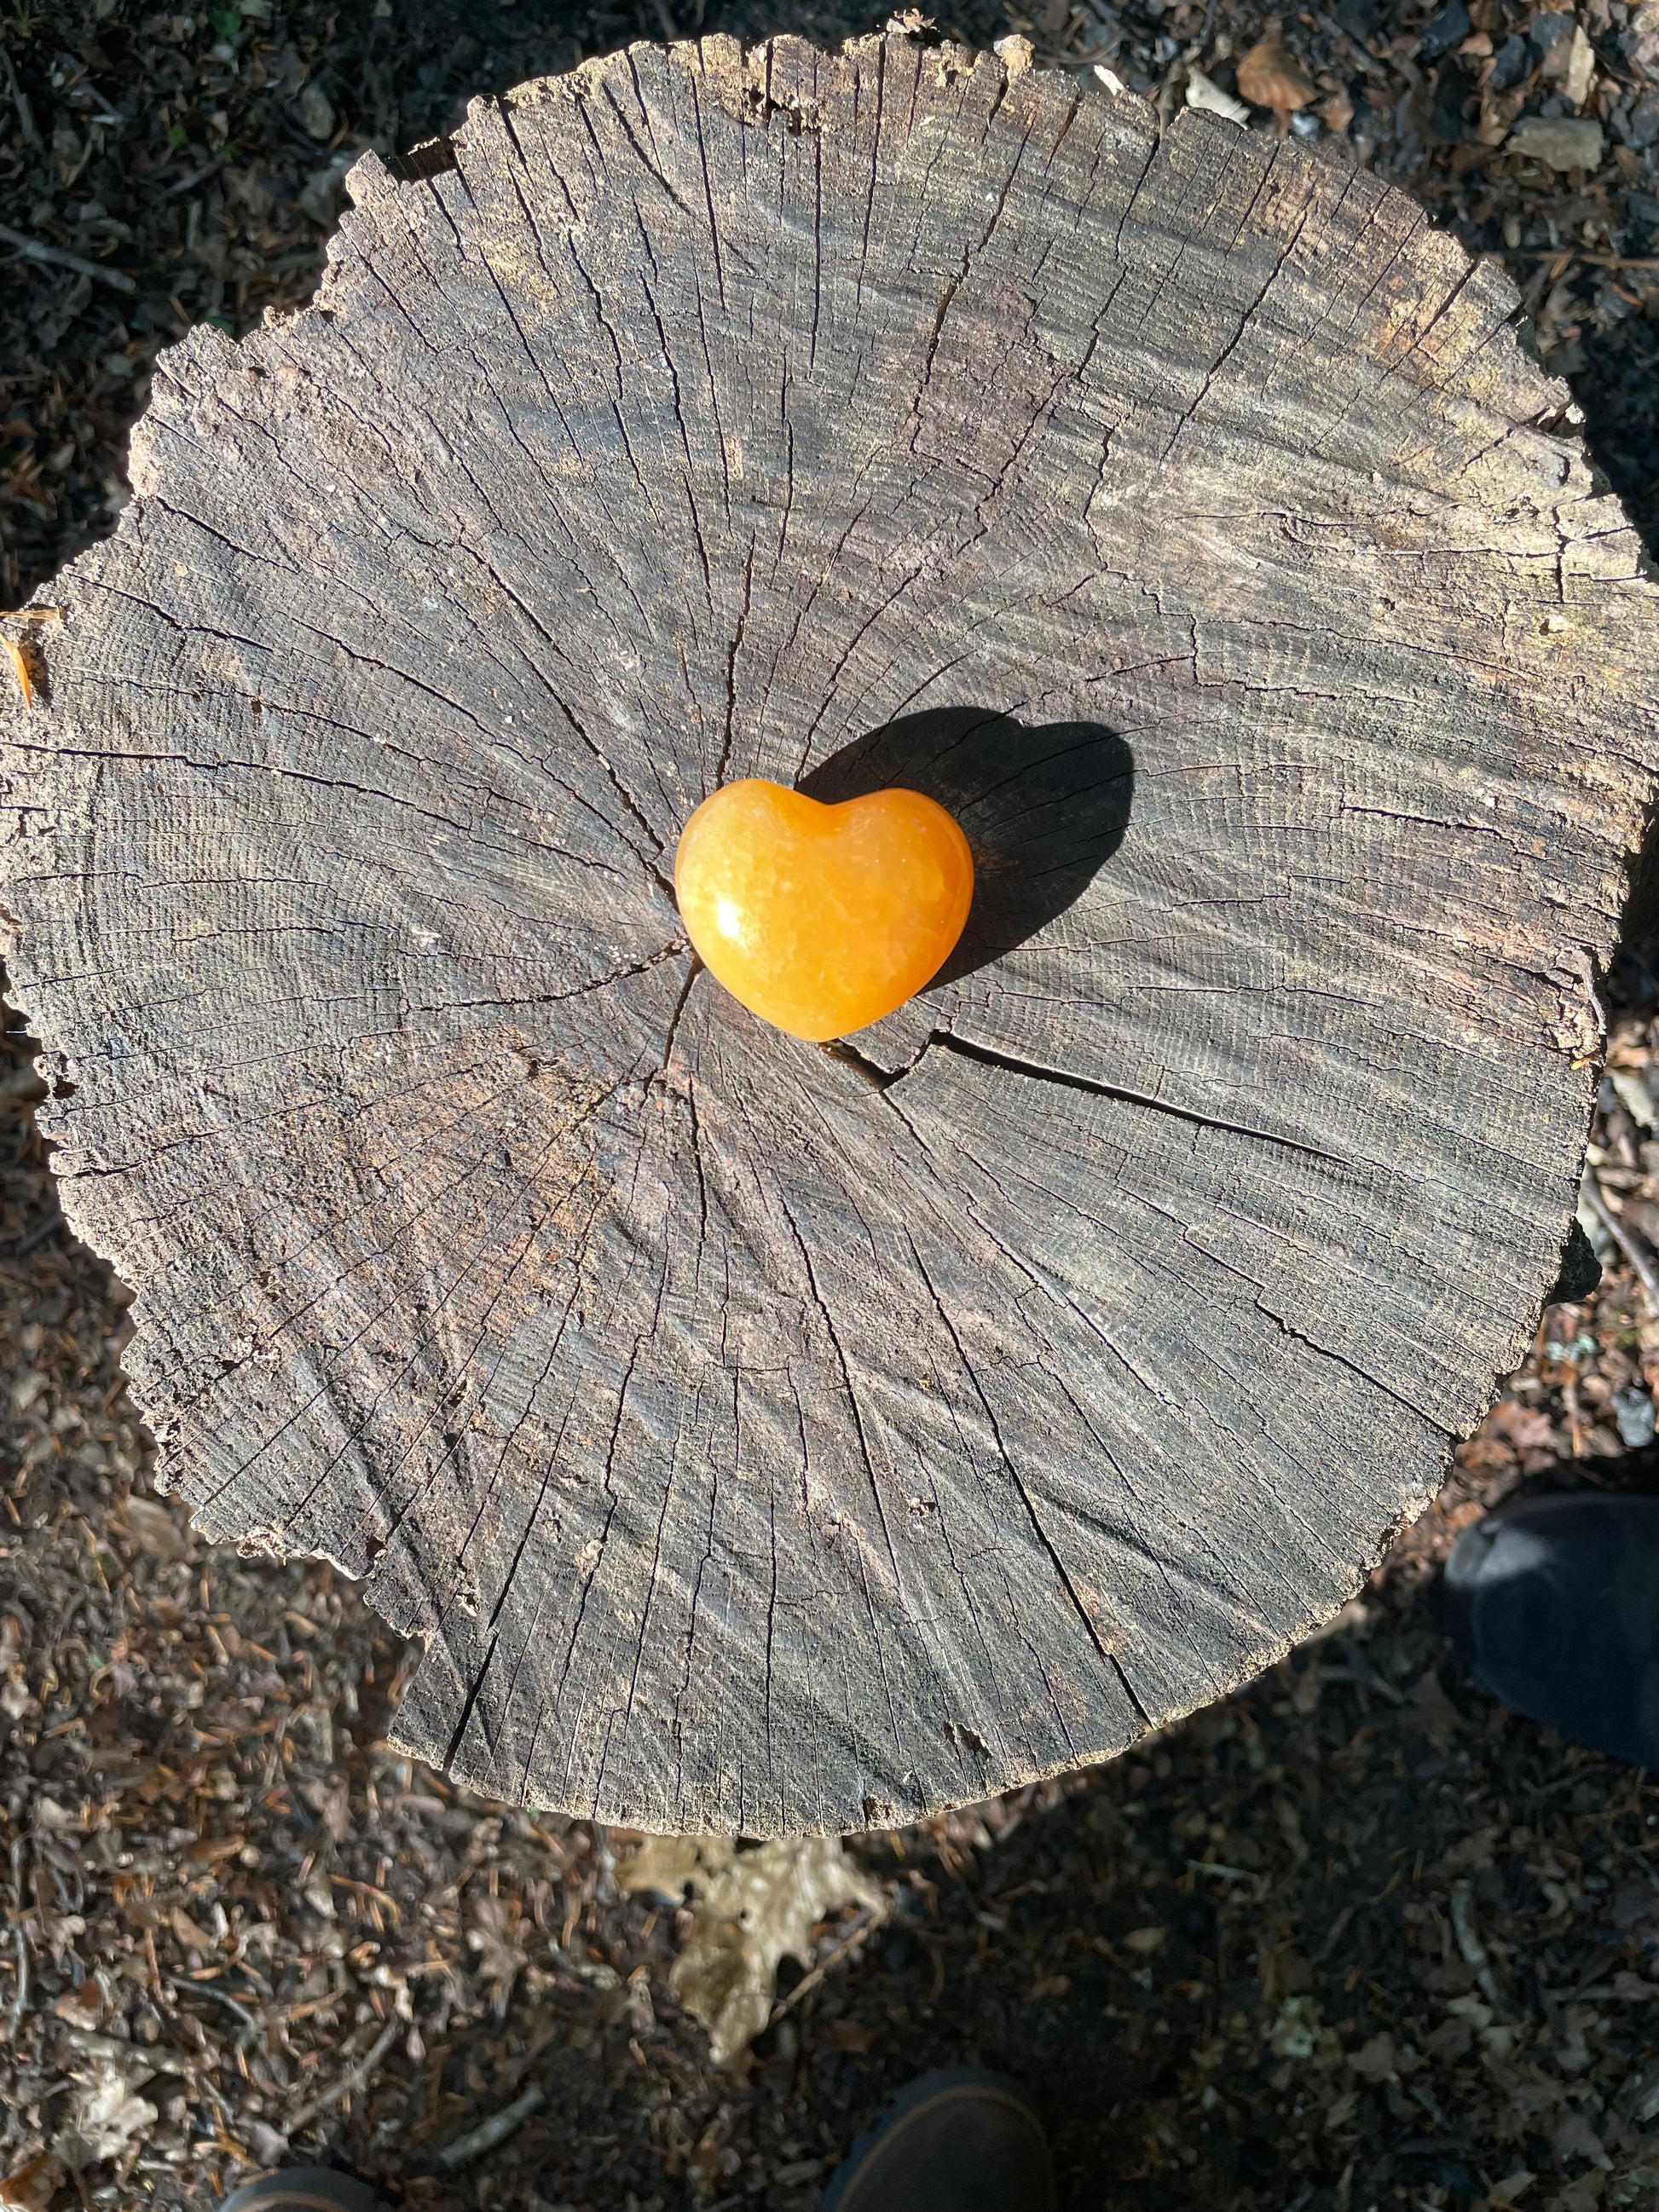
[674, 779, 974, 1042]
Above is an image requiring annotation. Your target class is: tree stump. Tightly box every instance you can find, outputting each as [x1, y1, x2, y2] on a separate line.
[2, 26, 1656, 1834]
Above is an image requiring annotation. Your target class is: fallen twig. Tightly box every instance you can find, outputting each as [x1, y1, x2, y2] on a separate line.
[0, 222, 136, 295]
[437, 2082, 545, 2169]
[767, 1900, 891, 2025]
[4, 1926, 27, 2044]
[0, 49, 40, 150]
[58, 2025, 195, 2075]
[1581, 1173, 1659, 1315]
[283, 2015, 400, 2138]
[1449, 1878, 1504, 2012]
[1318, 1658, 1407, 1707]
[165, 159, 224, 199]
[1505, 249, 1659, 269]
[188, 1982, 262, 2039]
[4, 1210, 65, 1262]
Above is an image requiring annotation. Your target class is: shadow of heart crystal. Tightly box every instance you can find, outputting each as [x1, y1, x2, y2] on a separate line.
[798, 706, 1135, 990]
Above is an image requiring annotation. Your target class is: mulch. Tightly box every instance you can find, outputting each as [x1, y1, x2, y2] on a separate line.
[1, 3, 1657, 2210]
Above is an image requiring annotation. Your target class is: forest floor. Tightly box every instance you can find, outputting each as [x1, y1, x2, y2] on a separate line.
[1, 3, 1658, 2212]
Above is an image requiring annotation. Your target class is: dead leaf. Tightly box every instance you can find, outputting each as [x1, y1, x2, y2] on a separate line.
[467, 1897, 529, 2008]
[170, 1905, 216, 1952]
[1478, 86, 1528, 146]
[1269, 1994, 1322, 2059]
[55, 2062, 158, 2163]
[1425, 2014, 1476, 2063]
[298, 1776, 351, 1842]
[1408, 1669, 1462, 1753]
[1489, 2175, 1536, 2209]
[1552, 2113, 1611, 2170]
[119, 1495, 194, 1563]
[182, 1834, 248, 1868]
[1479, 1401, 1558, 1453]
[1122, 1925, 1167, 1955]
[1436, 1827, 1499, 1876]
[1563, 24, 1595, 107]
[38, 1914, 85, 1967]
[1349, 2031, 1397, 2082]
[246, 2122, 291, 2169]
[620, 1835, 882, 2065]
[1277, 1799, 1309, 1865]
[52, 1984, 105, 2030]
[1618, 2056, 1659, 2126]
[1237, 37, 1315, 112]
[0, 2155, 66, 2210]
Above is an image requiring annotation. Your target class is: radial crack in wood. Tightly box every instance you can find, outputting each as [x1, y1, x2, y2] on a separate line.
[1, 27, 1655, 1833]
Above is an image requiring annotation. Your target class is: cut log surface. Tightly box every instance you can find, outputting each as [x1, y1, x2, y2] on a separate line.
[2, 26, 1656, 1834]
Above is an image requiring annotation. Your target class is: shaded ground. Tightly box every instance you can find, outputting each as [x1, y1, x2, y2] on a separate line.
[1, 4, 1657, 2212]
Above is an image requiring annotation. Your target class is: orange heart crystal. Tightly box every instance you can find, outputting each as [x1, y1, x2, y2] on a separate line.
[674, 780, 974, 1042]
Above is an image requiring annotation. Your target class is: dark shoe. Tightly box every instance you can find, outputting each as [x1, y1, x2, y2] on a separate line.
[221, 2174, 390, 2212]
[823, 2069, 1055, 2212]
[1446, 1492, 1659, 1766]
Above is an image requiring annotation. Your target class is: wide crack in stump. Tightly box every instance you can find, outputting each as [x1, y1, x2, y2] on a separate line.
[2, 27, 1655, 1834]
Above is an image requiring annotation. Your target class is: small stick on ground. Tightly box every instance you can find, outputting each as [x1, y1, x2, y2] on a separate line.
[0, 49, 40, 150]
[57, 2025, 197, 2075]
[1506, 251, 1659, 269]
[0, 222, 136, 294]
[1449, 1878, 1505, 2012]
[1581, 1173, 1659, 1314]
[4, 1926, 27, 2044]
[768, 1902, 892, 2025]
[5, 1208, 64, 1259]
[437, 2082, 546, 2169]
[282, 2016, 400, 2140]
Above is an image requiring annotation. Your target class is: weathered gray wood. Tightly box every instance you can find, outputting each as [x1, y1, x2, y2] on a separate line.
[1, 26, 1655, 1834]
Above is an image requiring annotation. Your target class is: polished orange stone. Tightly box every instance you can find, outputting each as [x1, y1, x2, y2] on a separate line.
[674, 779, 974, 1042]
